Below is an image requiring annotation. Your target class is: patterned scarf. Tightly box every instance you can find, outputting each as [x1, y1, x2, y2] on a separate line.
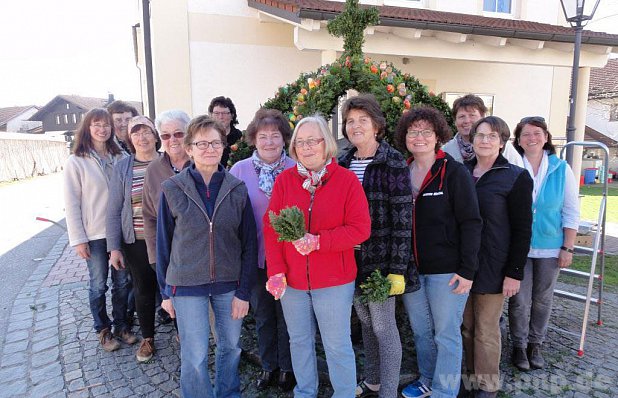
[252, 150, 287, 198]
[456, 133, 476, 161]
[296, 158, 331, 194]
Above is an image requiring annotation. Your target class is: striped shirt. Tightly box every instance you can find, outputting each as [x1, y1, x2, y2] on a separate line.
[131, 159, 151, 240]
[349, 158, 372, 184]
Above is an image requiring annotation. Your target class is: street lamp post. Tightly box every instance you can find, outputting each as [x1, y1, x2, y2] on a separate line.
[560, 0, 601, 166]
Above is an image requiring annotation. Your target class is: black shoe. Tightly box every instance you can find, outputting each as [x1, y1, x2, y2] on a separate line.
[355, 381, 379, 398]
[527, 343, 545, 369]
[475, 390, 497, 398]
[256, 370, 275, 391]
[157, 308, 173, 324]
[278, 371, 296, 392]
[512, 347, 530, 371]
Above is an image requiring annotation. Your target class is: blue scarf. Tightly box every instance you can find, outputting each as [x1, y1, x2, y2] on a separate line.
[252, 150, 287, 198]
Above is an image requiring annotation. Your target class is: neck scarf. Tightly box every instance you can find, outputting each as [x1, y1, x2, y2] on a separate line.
[297, 158, 331, 194]
[252, 150, 287, 198]
[456, 133, 475, 161]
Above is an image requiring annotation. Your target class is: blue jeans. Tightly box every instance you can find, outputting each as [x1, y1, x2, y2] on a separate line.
[173, 291, 242, 398]
[281, 282, 356, 398]
[402, 273, 468, 398]
[85, 239, 130, 333]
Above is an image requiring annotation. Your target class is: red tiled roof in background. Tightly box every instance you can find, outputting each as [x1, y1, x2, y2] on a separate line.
[249, 0, 618, 45]
[589, 59, 618, 99]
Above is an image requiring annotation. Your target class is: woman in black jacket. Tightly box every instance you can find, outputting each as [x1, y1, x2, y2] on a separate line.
[395, 106, 483, 398]
[461, 116, 533, 398]
[338, 94, 417, 398]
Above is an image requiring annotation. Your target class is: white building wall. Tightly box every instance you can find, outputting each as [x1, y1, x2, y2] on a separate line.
[587, 99, 618, 141]
[5, 108, 41, 132]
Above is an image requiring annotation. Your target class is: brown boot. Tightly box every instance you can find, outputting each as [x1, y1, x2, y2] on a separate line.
[99, 328, 120, 352]
[136, 338, 155, 362]
[512, 347, 530, 371]
[115, 328, 138, 345]
[527, 343, 545, 369]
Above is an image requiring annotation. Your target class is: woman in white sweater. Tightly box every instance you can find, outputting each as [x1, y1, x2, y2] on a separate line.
[64, 108, 135, 352]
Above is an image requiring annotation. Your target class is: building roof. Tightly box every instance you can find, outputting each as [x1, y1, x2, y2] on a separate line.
[249, 0, 618, 46]
[585, 126, 618, 148]
[589, 59, 618, 100]
[0, 105, 39, 127]
[29, 95, 143, 121]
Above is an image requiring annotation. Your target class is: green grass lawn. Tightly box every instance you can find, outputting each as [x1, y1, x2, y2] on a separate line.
[578, 185, 618, 224]
[565, 254, 618, 290]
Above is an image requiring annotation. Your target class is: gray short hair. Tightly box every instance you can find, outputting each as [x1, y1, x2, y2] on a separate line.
[288, 115, 338, 162]
[155, 110, 191, 132]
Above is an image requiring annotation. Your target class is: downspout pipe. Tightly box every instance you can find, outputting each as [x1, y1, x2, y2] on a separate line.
[142, 0, 155, 119]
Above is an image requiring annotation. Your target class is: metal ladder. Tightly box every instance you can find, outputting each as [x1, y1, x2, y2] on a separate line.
[553, 141, 608, 357]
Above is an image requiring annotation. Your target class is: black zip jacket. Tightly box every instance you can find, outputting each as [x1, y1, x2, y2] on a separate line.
[411, 150, 482, 280]
[465, 155, 533, 294]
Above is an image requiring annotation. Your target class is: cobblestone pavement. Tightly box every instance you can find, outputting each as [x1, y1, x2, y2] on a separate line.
[0, 233, 616, 397]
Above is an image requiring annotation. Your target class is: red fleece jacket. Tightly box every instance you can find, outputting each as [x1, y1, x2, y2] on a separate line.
[264, 161, 371, 290]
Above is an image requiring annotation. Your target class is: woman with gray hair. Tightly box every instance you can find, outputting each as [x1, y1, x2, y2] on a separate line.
[263, 115, 371, 398]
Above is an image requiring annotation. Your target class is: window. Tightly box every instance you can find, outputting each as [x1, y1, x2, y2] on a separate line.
[55, 115, 61, 125]
[484, 0, 511, 13]
[66, 103, 70, 110]
[72, 113, 77, 123]
[64, 114, 69, 124]
[610, 105, 618, 122]
[443, 93, 495, 116]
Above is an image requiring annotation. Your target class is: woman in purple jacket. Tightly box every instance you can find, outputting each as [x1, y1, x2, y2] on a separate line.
[229, 108, 296, 392]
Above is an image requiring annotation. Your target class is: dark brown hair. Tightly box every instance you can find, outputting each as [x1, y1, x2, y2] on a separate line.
[72, 108, 121, 157]
[395, 106, 452, 153]
[469, 116, 510, 154]
[245, 108, 292, 146]
[452, 94, 487, 118]
[184, 115, 227, 146]
[106, 100, 139, 117]
[340, 94, 386, 140]
[208, 96, 239, 126]
[513, 117, 556, 155]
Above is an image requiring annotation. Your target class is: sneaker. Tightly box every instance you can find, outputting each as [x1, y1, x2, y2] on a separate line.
[115, 328, 138, 345]
[356, 380, 379, 397]
[136, 338, 155, 362]
[402, 380, 432, 398]
[99, 328, 120, 352]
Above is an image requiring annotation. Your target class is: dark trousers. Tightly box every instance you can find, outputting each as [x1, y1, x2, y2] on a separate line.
[123, 240, 157, 339]
[251, 267, 292, 372]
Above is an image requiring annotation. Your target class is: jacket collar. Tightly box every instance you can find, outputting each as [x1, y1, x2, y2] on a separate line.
[338, 140, 390, 167]
[464, 153, 509, 173]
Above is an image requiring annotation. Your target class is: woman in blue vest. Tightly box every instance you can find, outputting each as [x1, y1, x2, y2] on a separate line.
[508, 116, 579, 371]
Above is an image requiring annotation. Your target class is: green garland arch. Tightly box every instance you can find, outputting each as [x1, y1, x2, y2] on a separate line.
[228, 54, 454, 165]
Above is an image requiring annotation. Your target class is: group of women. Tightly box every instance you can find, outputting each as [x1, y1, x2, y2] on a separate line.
[64, 92, 579, 398]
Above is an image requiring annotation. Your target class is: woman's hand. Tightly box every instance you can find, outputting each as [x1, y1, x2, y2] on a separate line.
[231, 297, 249, 320]
[502, 277, 521, 297]
[386, 274, 406, 295]
[292, 233, 320, 256]
[449, 274, 473, 295]
[109, 250, 125, 270]
[75, 243, 90, 260]
[161, 298, 176, 319]
[266, 273, 287, 300]
[558, 249, 573, 268]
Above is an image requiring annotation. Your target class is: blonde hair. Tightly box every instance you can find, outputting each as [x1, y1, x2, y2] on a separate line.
[288, 115, 338, 161]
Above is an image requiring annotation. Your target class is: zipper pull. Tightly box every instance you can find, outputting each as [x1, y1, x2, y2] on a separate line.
[206, 186, 210, 199]
[210, 222, 213, 232]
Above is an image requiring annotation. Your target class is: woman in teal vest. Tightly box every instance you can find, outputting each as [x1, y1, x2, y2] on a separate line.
[508, 116, 579, 371]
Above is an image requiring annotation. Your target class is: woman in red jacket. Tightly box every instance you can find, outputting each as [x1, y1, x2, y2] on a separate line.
[263, 115, 371, 398]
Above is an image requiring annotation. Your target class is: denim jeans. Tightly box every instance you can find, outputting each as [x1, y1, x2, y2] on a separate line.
[173, 291, 242, 398]
[251, 267, 292, 372]
[402, 273, 468, 398]
[85, 239, 129, 333]
[508, 257, 560, 348]
[280, 282, 356, 398]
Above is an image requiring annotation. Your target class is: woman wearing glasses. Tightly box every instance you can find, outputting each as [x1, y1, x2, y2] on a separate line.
[337, 94, 416, 398]
[208, 96, 242, 167]
[460, 117, 532, 398]
[157, 115, 257, 398]
[229, 108, 296, 392]
[263, 115, 371, 398]
[64, 108, 130, 352]
[508, 116, 579, 371]
[107, 116, 161, 362]
[395, 106, 482, 398]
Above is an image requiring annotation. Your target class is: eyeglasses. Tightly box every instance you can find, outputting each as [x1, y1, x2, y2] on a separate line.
[473, 133, 501, 142]
[211, 111, 231, 117]
[91, 123, 111, 129]
[520, 116, 545, 124]
[191, 140, 224, 150]
[406, 129, 435, 138]
[160, 132, 185, 140]
[130, 130, 154, 138]
[294, 138, 324, 148]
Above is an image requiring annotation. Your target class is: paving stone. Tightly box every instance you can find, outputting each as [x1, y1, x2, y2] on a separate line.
[2, 339, 29, 354]
[90, 385, 110, 396]
[0, 351, 27, 367]
[32, 335, 59, 352]
[4, 329, 30, 343]
[30, 361, 62, 384]
[30, 347, 59, 366]
[35, 316, 58, 331]
[64, 368, 83, 382]
[67, 378, 85, 392]
[111, 386, 134, 398]
[0, 379, 27, 398]
[30, 376, 65, 397]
